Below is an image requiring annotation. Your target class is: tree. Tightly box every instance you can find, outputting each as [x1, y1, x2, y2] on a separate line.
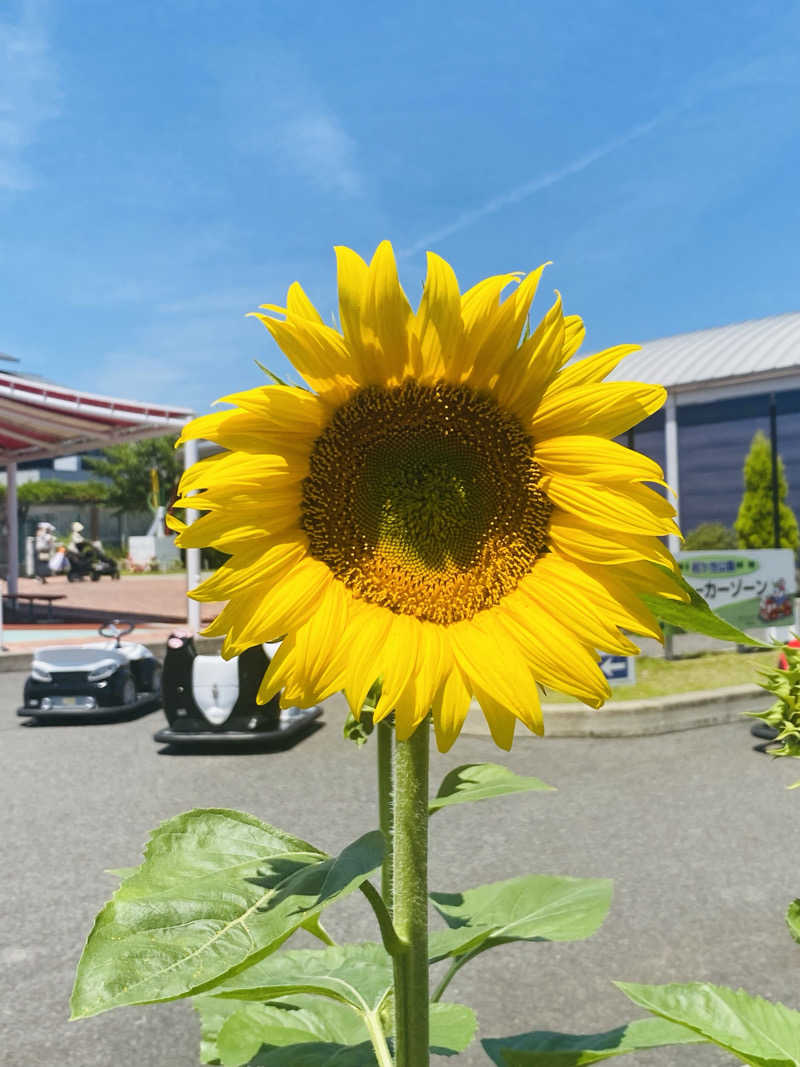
[734, 430, 800, 550]
[85, 436, 181, 514]
[0, 480, 108, 524]
[682, 522, 738, 550]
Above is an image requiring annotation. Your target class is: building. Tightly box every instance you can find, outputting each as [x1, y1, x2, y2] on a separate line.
[608, 311, 800, 546]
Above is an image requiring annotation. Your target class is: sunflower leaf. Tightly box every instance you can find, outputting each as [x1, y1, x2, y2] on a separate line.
[616, 980, 800, 1065]
[237, 1040, 379, 1065]
[70, 810, 382, 1018]
[429, 874, 612, 962]
[429, 762, 554, 814]
[200, 992, 474, 1065]
[642, 566, 771, 647]
[481, 1017, 703, 1065]
[208, 942, 394, 1013]
[429, 1001, 478, 1055]
[216, 1000, 370, 1065]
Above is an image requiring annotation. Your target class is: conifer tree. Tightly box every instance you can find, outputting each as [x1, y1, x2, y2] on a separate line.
[734, 429, 800, 550]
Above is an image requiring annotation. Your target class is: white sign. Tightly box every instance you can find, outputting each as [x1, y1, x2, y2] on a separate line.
[599, 654, 636, 685]
[676, 549, 796, 631]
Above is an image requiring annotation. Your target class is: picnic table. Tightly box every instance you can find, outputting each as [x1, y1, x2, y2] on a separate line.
[2, 592, 67, 620]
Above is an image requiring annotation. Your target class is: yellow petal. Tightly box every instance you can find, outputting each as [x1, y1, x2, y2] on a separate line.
[532, 381, 666, 440]
[492, 291, 564, 419]
[431, 660, 472, 752]
[541, 473, 679, 537]
[517, 559, 640, 656]
[548, 509, 676, 568]
[393, 623, 451, 740]
[495, 601, 610, 706]
[343, 602, 395, 715]
[413, 252, 463, 383]
[449, 614, 539, 727]
[289, 579, 351, 706]
[535, 435, 667, 486]
[467, 267, 548, 391]
[286, 281, 324, 324]
[458, 272, 520, 377]
[188, 538, 306, 601]
[363, 240, 413, 385]
[546, 344, 639, 395]
[214, 385, 328, 435]
[561, 315, 585, 363]
[221, 558, 333, 654]
[469, 686, 519, 749]
[250, 312, 357, 400]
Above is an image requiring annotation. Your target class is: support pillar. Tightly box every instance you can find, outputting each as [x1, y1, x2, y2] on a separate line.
[664, 393, 680, 557]
[6, 460, 18, 597]
[183, 439, 201, 633]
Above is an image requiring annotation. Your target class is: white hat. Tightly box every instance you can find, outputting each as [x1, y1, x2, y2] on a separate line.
[71, 521, 84, 532]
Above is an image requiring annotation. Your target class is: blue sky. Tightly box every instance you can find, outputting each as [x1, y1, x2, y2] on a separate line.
[2, 0, 800, 414]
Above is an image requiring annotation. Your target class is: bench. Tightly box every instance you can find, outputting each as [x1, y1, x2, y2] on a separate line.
[2, 593, 67, 620]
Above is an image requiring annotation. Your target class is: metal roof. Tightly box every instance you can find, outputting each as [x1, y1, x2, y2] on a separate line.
[0, 370, 194, 463]
[606, 311, 800, 392]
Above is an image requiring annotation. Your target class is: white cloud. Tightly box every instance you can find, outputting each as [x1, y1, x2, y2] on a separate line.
[0, 0, 60, 191]
[277, 111, 362, 197]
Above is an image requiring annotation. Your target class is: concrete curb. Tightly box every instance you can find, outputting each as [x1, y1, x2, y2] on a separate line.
[461, 683, 773, 739]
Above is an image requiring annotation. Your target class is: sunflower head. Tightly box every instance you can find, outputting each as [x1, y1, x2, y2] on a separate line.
[173, 241, 683, 751]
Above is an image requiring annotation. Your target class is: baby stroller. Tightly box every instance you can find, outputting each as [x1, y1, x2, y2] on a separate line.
[66, 541, 120, 582]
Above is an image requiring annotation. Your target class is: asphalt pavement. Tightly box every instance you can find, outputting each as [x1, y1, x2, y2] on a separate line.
[2, 668, 799, 1067]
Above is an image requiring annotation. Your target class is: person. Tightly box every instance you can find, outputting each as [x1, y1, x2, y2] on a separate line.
[34, 522, 56, 583]
[68, 521, 85, 554]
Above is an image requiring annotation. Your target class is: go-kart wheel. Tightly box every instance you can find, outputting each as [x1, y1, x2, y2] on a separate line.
[122, 677, 136, 706]
[91, 571, 101, 582]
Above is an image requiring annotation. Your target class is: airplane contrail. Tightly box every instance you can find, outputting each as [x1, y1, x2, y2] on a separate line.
[398, 111, 672, 259]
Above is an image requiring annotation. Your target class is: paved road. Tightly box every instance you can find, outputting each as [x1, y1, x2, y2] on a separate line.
[2, 669, 799, 1066]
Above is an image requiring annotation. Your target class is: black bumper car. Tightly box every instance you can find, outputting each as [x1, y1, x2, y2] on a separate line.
[153, 632, 322, 746]
[17, 621, 161, 720]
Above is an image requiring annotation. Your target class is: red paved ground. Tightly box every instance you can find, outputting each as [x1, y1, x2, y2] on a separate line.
[2, 574, 222, 654]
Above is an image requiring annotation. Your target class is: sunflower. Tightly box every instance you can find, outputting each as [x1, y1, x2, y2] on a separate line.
[172, 242, 683, 751]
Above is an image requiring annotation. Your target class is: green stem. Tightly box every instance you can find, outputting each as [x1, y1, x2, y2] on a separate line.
[363, 1008, 395, 1067]
[377, 719, 394, 913]
[392, 717, 430, 1067]
[430, 947, 479, 1002]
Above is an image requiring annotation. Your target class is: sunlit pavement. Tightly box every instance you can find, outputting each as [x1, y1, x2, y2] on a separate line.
[1, 573, 222, 657]
[2, 670, 797, 1066]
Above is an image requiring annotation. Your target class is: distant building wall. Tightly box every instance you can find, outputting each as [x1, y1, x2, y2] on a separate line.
[631, 389, 800, 534]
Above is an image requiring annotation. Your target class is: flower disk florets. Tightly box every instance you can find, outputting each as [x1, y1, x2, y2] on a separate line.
[301, 380, 553, 624]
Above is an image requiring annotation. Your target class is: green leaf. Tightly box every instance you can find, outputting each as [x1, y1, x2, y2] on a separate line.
[195, 994, 247, 1063]
[70, 809, 382, 1019]
[211, 942, 394, 1014]
[216, 1000, 370, 1065]
[254, 359, 291, 387]
[429, 874, 612, 962]
[482, 1018, 703, 1065]
[343, 680, 380, 745]
[429, 763, 554, 814]
[641, 567, 770, 647]
[617, 980, 800, 1065]
[787, 900, 800, 945]
[210, 995, 474, 1065]
[244, 1041, 378, 1065]
[429, 1001, 477, 1055]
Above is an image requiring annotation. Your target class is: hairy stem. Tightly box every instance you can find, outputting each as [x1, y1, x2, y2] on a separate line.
[377, 719, 395, 913]
[392, 717, 430, 1067]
